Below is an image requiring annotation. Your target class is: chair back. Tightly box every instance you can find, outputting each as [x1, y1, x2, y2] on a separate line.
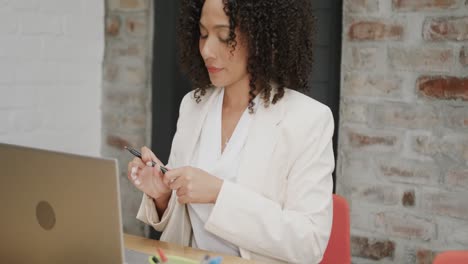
[433, 251, 468, 264]
[320, 194, 350, 264]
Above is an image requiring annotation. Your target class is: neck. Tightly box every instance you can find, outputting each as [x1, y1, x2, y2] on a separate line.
[223, 78, 251, 111]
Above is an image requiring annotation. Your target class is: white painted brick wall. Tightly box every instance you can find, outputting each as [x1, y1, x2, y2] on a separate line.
[340, 0, 468, 262]
[0, 0, 104, 156]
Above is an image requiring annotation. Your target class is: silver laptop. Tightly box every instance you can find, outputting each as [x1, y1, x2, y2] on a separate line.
[0, 143, 125, 264]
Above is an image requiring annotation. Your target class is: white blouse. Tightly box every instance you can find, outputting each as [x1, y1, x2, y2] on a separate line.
[187, 88, 257, 256]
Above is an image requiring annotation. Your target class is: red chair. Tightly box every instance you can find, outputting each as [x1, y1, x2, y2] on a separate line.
[321, 194, 351, 264]
[433, 251, 468, 263]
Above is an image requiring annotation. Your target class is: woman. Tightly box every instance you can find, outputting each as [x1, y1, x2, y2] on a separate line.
[127, 0, 334, 263]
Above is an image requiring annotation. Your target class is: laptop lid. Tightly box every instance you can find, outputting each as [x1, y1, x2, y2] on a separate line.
[0, 143, 125, 264]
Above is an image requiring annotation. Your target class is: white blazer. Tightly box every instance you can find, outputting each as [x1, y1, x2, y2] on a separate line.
[137, 87, 335, 264]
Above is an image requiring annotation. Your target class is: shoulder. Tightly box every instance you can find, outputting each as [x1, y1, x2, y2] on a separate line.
[280, 88, 334, 130]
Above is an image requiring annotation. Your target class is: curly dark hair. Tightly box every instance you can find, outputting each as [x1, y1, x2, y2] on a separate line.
[177, 0, 316, 112]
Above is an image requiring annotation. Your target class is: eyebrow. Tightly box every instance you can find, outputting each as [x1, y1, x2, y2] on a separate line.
[199, 22, 230, 29]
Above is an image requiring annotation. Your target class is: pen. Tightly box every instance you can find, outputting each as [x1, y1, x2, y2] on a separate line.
[124, 146, 168, 174]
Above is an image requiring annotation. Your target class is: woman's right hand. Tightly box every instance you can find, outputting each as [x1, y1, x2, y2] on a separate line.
[127, 146, 171, 200]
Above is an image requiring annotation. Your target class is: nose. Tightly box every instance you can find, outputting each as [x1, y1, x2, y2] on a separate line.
[200, 37, 216, 61]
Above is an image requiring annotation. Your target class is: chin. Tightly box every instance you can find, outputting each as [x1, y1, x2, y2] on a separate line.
[209, 79, 228, 88]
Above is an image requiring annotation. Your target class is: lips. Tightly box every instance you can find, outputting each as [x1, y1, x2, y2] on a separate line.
[206, 66, 223, 74]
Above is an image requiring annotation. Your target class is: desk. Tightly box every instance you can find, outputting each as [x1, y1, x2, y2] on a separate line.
[124, 234, 255, 264]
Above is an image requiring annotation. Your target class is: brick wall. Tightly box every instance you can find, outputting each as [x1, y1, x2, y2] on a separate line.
[338, 0, 468, 263]
[0, 1, 103, 156]
[102, 0, 153, 236]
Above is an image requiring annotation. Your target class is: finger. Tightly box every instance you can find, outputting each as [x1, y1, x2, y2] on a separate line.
[127, 159, 141, 174]
[140, 146, 153, 163]
[176, 186, 188, 197]
[127, 166, 142, 187]
[168, 176, 187, 190]
[145, 161, 161, 175]
[138, 166, 154, 180]
[127, 161, 138, 178]
[152, 165, 162, 177]
[177, 195, 189, 204]
[131, 161, 142, 175]
[131, 167, 143, 186]
[133, 177, 142, 186]
[130, 166, 138, 179]
[163, 168, 183, 186]
[131, 157, 145, 169]
[141, 146, 163, 165]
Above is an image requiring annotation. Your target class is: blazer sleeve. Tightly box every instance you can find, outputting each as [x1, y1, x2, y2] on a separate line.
[205, 107, 334, 263]
[135, 93, 191, 231]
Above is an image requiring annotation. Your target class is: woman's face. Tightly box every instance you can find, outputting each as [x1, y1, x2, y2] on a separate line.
[199, 0, 249, 89]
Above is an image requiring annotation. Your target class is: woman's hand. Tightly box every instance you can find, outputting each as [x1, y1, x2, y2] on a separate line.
[163, 166, 223, 204]
[127, 146, 171, 200]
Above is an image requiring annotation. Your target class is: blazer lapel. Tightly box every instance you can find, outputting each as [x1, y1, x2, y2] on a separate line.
[177, 88, 221, 166]
[237, 93, 285, 187]
[176, 86, 285, 187]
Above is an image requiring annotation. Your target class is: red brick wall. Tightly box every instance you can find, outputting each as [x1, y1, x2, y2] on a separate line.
[103, 0, 152, 237]
[339, 0, 468, 262]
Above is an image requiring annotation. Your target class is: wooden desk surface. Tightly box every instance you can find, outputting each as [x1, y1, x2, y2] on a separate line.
[124, 234, 255, 264]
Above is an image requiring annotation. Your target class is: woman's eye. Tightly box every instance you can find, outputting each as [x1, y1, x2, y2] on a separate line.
[200, 35, 208, 39]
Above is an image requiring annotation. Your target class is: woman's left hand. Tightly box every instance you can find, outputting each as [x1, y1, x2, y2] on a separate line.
[163, 166, 223, 204]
